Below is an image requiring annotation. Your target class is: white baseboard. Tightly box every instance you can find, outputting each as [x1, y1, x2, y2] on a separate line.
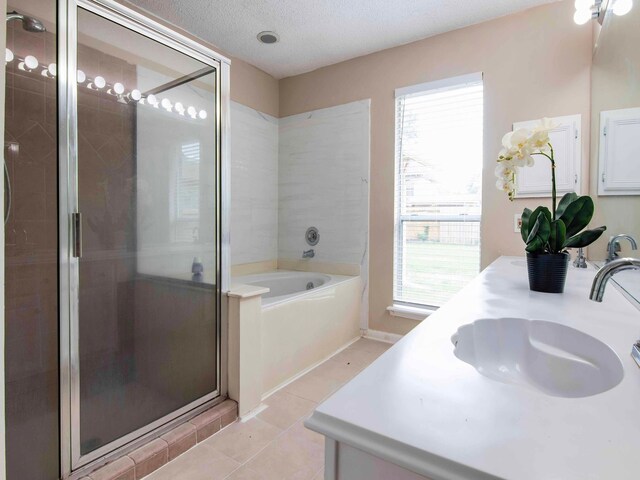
[363, 329, 403, 344]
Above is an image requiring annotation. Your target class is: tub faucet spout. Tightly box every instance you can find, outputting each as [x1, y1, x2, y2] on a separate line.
[302, 249, 315, 259]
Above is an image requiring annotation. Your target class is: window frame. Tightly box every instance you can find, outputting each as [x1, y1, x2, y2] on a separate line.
[393, 73, 483, 310]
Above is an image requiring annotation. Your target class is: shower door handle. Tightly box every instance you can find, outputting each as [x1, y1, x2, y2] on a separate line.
[72, 212, 82, 258]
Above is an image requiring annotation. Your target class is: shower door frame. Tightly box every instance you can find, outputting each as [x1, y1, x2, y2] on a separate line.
[57, 0, 231, 475]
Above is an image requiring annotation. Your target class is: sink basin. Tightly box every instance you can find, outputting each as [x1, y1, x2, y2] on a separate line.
[451, 318, 624, 398]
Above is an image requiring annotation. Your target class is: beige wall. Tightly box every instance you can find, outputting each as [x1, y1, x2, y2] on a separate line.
[279, 0, 592, 335]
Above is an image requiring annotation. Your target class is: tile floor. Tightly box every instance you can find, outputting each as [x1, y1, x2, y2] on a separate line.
[145, 338, 392, 480]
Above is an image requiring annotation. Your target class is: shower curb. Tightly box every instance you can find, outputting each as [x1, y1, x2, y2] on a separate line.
[80, 399, 238, 480]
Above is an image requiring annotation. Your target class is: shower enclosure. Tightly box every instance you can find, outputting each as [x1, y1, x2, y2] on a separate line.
[4, 0, 230, 477]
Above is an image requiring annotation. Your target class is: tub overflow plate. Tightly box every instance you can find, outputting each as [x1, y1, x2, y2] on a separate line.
[305, 227, 319, 246]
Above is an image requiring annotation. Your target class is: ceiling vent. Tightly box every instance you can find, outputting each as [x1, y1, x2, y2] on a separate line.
[257, 31, 279, 44]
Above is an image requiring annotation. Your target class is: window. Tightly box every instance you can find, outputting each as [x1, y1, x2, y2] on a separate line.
[394, 73, 483, 308]
[175, 141, 201, 242]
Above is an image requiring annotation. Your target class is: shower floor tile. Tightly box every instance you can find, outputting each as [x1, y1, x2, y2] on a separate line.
[145, 338, 392, 480]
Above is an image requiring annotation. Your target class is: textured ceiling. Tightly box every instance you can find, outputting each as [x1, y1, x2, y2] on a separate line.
[128, 0, 558, 79]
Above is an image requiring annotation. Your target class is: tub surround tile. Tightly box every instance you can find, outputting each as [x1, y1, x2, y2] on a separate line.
[231, 260, 278, 277]
[231, 102, 279, 267]
[128, 438, 168, 479]
[276, 259, 360, 276]
[161, 423, 197, 461]
[89, 456, 135, 480]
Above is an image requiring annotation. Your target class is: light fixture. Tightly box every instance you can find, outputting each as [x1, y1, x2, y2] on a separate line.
[92, 75, 106, 89]
[613, 0, 633, 15]
[9, 50, 209, 121]
[257, 31, 279, 44]
[574, 0, 633, 24]
[19, 54, 38, 71]
[161, 97, 172, 110]
[42, 63, 56, 78]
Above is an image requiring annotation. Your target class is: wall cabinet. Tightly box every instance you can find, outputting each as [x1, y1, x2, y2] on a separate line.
[513, 114, 582, 198]
[598, 108, 640, 196]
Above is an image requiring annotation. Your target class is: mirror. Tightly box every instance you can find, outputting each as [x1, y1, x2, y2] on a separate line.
[590, 2, 640, 264]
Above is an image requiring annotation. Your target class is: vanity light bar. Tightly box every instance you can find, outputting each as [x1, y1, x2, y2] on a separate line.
[574, 0, 633, 25]
[5, 49, 208, 121]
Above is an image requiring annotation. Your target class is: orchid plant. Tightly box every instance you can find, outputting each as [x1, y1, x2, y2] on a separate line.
[496, 118, 606, 254]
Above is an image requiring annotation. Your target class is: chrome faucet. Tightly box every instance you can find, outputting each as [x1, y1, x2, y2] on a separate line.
[302, 249, 315, 258]
[590, 258, 640, 368]
[606, 234, 638, 263]
[590, 257, 640, 302]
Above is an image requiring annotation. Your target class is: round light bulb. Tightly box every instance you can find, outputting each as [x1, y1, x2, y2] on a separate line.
[161, 98, 172, 110]
[174, 102, 184, 113]
[77, 70, 86, 84]
[147, 94, 158, 106]
[187, 106, 197, 117]
[94, 76, 106, 89]
[130, 89, 142, 101]
[113, 82, 125, 95]
[5, 48, 14, 63]
[573, 8, 591, 24]
[574, 0, 593, 10]
[613, 0, 633, 15]
[24, 55, 38, 70]
[198, 110, 207, 120]
[48, 63, 57, 76]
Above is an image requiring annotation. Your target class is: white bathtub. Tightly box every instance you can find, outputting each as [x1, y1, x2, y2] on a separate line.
[235, 270, 345, 307]
[232, 269, 362, 395]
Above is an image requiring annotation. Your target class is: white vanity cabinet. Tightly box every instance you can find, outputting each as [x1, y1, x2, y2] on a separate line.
[305, 257, 640, 480]
[323, 439, 433, 480]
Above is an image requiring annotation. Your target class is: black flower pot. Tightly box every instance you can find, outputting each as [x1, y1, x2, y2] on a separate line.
[526, 252, 570, 293]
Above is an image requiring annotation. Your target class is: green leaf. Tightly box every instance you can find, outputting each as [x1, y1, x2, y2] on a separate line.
[548, 219, 567, 254]
[525, 214, 551, 253]
[559, 196, 594, 237]
[555, 192, 578, 218]
[521, 208, 532, 243]
[526, 206, 551, 240]
[563, 226, 607, 248]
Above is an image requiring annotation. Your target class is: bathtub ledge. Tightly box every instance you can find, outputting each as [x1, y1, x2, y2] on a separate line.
[227, 283, 270, 299]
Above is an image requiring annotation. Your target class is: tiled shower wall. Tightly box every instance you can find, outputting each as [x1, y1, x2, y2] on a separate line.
[230, 100, 370, 274]
[278, 100, 370, 269]
[230, 102, 279, 266]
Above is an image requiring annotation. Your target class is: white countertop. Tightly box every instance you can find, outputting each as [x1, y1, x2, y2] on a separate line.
[305, 256, 640, 480]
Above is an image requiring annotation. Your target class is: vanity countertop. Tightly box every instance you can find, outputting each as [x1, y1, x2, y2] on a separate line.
[305, 256, 640, 480]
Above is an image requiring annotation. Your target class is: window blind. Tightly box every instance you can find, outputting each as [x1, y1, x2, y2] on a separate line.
[394, 76, 483, 308]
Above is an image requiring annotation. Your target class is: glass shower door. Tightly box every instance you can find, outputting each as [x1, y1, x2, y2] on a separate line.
[67, 3, 222, 467]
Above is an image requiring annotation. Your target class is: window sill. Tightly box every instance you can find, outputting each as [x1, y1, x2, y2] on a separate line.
[387, 304, 436, 321]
